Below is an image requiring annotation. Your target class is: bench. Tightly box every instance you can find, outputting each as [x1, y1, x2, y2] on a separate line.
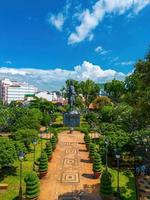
[0, 183, 8, 191]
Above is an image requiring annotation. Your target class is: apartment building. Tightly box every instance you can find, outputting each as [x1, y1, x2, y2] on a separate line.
[0, 78, 38, 104]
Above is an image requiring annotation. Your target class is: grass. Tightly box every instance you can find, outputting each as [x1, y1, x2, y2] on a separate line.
[0, 140, 46, 200]
[109, 168, 136, 200]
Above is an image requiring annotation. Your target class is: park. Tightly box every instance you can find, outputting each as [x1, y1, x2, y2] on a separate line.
[0, 52, 150, 200]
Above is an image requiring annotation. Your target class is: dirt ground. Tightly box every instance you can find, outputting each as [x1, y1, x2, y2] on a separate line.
[39, 131, 101, 200]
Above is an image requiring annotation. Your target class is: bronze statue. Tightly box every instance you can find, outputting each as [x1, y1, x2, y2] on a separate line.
[68, 80, 76, 111]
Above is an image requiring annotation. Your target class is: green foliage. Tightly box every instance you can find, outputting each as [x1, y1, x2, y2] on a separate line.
[0, 138, 17, 167]
[39, 151, 48, 173]
[10, 108, 42, 131]
[51, 136, 57, 151]
[104, 79, 125, 103]
[100, 105, 114, 122]
[12, 129, 39, 150]
[24, 171, 40, 199]
[100, 170, 113, 197]
[113, 103, 136, 132]
[45, 141, 52, 159]
[41, 112, 52, 126]
[93, 153, 102, 172]
[63, 79, 100, 107]
[89, 143, 96, 160]
[93, 96, 112, 109]
[84, 134, 91, 149]
[13, 141, 28, 155]
[84, 112, 100, 128]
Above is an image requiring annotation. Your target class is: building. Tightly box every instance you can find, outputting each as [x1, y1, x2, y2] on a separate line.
[35, 91, 64, 102]
[0, 78, 38, 104]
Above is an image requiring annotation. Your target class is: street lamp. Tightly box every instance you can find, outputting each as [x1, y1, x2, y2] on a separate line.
[32, 138, 37, 171]
[18, 151, 25, 200]
[115, 150, 121, 199]
[105, 139, 109, 171]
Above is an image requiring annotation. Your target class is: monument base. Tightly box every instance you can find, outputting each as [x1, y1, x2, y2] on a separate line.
[63, 111, 80, 127]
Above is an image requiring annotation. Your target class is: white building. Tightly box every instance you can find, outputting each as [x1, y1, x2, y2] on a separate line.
[35, 91, 64, 102]
[0, 78, 38, 104]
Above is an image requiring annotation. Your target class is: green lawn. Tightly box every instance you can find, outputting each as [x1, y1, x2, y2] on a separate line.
[0, 141, 46, 200]
[109, 168, 136, 200]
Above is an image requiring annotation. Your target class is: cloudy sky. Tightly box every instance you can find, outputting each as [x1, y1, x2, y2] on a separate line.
[0, 0, 150, 90]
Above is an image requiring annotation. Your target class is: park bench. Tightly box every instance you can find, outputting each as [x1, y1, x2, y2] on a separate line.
[0, 183, 8, 191]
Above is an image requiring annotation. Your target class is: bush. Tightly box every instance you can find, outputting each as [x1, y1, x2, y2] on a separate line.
[89, 143, 96, 160]
[24, 171, 39, 199]
[84, 134, 91, 149]
[93, 153, 102, 172]
[100, 170, 113, 198]
[0, 138, 17, 167]
[39, 151, 48, 173]
[51, 135, 57, 151]
[45, 141, 52, 160]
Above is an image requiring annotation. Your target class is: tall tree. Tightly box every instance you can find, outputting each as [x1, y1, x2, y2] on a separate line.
[104, 79, 125, 103]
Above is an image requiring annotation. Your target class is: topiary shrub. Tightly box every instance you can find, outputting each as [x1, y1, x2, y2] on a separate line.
[51, 135, 56, 151]
[53, 131, 58, 143]
[89, 143, 96, 161]
[84, 134, 91, 150]
[100, 170, 113, 199]
[39, 151, 48, 178]
[24, 171, 39, 200]
[93, 153, 103, 178]
[45, 141, 52, 161]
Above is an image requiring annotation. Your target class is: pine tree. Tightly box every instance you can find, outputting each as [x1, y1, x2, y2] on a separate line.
[24, 171, 39, 200]
[39, 151, 48, 178]
[45, 141, 52, 161]
[100, 170, 112, 198]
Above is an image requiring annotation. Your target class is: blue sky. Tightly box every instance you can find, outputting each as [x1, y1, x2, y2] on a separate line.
[0, 0, 150, 90]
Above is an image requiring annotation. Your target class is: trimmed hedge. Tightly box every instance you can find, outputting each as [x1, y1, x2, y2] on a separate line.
[51, 135, 56, 151]
[93, 153, 102, 172]
[89, 143, 96, 160]
[39, 151, 48, 173]
[84, 134, 91, 149]
[45, 141, 52, 160]
[100, 170, 113, 198]
[24, 171, 39, 199]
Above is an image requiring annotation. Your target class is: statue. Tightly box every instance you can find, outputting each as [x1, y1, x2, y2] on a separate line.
[63, 79, 80, 128]
[68, 80, 76, 111]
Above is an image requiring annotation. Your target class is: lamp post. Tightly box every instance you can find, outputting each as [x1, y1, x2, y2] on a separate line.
[18, 151, 25, 200]
[115, 151, 121, 199]
[105, 139, 109, 171]
[32, 138, 37, 171]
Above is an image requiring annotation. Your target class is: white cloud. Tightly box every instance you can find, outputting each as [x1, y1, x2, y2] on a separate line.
[115, 61, 135, 66]
[48, 0, 71, 31]
[48, 13, 65, 31]
[0, 61, 126, 90]
[95, 46, 111, 55]
[68, 0, 150, 44]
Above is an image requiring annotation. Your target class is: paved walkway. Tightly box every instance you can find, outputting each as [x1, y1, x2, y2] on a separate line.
[39, 131, 101, 200]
